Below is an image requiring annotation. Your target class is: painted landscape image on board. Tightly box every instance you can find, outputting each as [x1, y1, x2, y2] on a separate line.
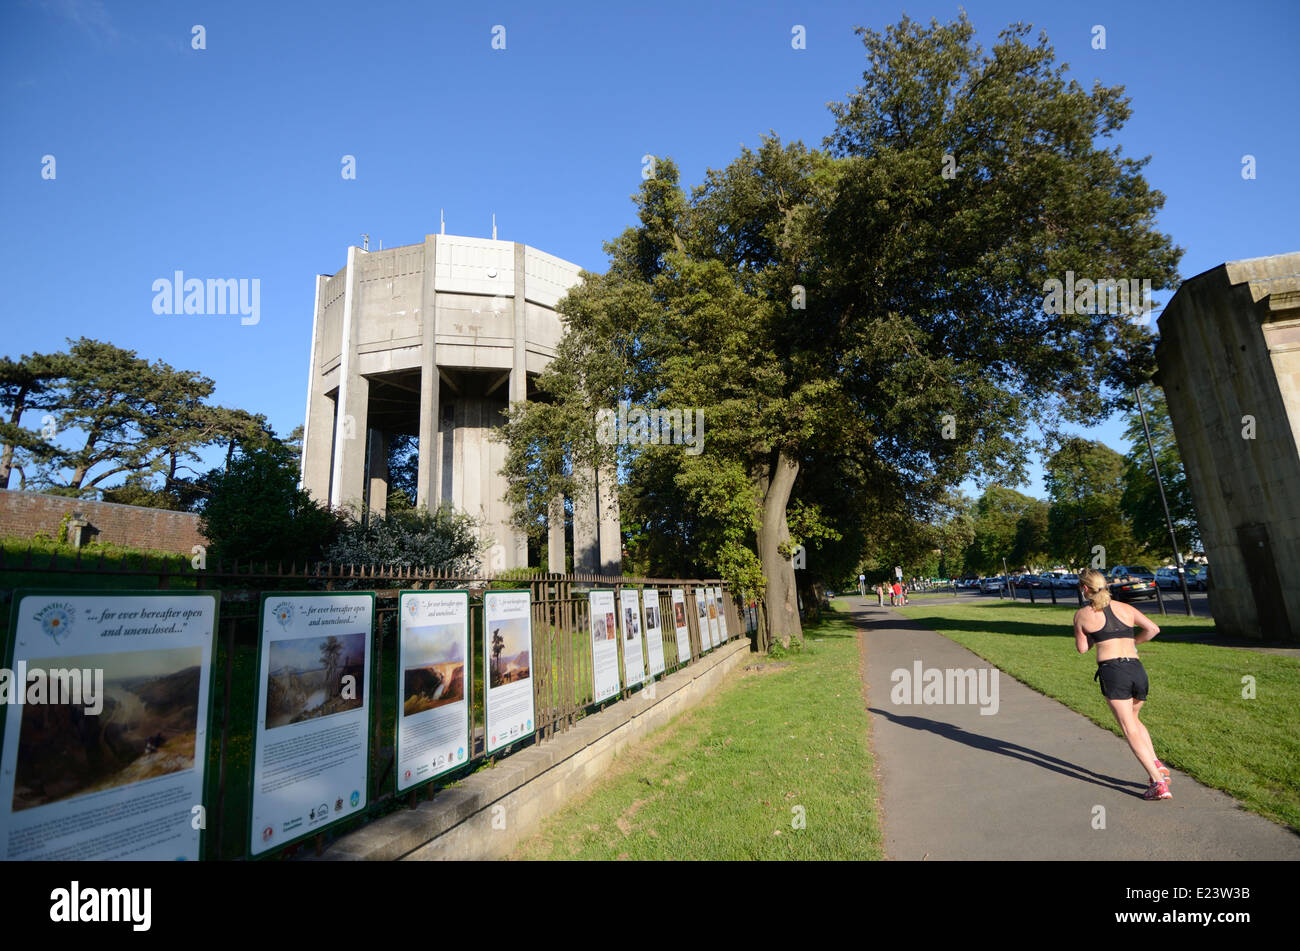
[11, 646, 202, 813]
[266, 633, 366, 729]
[488, 617, 531, 689]
[403, 623, 466, 717]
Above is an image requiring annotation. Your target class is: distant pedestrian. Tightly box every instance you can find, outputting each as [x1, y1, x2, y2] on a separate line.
[875, 583, 884, 607]
[891, 581, 903, 606]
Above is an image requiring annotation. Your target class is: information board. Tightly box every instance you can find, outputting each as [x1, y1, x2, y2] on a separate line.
[1, 590, 218, 861]
[714, 587, 729, 643]
[705, 589, 721, 648]
[588, 590, 621, 702]
[396, 590, 469, 791]
[251, 592, 373, 855]
[670, 589, 691, 665]
[484, 590, 535, 754]
[694, 588, 712, 652]
[619, 587, 647, 686]
[643, 588, 666, 677]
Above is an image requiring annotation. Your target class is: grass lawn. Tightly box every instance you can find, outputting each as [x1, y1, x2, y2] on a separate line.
[511, 608, 882, 859]
[897, 600, 1300, 832]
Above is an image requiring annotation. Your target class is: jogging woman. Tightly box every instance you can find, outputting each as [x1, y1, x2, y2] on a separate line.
[1072, 568, 1173, 800]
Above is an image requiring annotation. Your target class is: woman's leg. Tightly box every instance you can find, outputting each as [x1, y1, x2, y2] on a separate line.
[1107, 697, 1163, 784]
[1129, 700, 1162, 771]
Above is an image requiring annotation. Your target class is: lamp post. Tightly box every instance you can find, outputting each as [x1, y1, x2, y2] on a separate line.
[1133, 385, 1193, 616]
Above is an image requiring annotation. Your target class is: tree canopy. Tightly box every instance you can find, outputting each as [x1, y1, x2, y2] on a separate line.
[1121, 385, 1199, 555]
[500, 12, 1181, 644]
[0, 337, 272, 508]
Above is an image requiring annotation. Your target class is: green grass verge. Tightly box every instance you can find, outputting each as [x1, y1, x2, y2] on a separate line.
[511, 608, 882, 859]
[1, 536, 194, 593]
[897, 600, 1300, 832]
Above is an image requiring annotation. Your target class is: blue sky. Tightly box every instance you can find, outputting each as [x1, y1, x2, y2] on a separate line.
[2, 0, 1297, 502]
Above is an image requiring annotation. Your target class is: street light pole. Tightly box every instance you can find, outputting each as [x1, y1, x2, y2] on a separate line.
[1134, 385, 1193, 615]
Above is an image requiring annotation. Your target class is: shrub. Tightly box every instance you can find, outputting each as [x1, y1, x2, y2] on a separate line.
[199, 443, 344, 566]
[326, 504, 484, 576]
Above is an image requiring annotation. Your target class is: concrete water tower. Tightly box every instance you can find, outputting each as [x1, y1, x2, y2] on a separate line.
[298, 232, 621, 573]
[1155, 252, 1300, 641]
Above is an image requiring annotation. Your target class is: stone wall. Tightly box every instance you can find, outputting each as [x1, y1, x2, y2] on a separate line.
[316, 637, 752, 861]
[0, 489, 206, 555]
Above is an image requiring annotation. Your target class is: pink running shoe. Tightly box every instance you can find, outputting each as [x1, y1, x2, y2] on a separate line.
[1154, 759, 1171, 784]
[1143, 780, 1173, 801]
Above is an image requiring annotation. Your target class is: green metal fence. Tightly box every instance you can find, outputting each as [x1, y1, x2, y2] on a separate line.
[0, 553, 765, 859]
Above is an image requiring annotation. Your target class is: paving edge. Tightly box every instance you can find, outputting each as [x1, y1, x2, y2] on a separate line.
[313, 636, 753, 860]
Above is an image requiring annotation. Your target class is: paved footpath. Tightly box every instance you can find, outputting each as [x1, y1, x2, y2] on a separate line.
[851, 597, 1300, 859]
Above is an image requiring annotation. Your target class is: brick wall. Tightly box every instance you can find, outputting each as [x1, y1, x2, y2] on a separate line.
[0, 489, 207, 555]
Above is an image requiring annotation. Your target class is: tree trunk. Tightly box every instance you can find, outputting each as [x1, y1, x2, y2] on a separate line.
[0, 386, 30, 489]
[755, 449, 802, 648]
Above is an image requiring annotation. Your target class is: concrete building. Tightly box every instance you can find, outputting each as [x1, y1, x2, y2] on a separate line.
[299, 232, 621, 574]
[1155, 252, 1300, 641]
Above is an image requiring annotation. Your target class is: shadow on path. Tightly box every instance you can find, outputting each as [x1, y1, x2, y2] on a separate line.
[868, 706, 1147, 798]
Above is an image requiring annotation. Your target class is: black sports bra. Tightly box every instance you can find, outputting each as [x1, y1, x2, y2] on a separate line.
[1090, 604, 1135, 642]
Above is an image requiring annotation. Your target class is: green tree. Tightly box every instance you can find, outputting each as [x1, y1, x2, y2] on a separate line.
[963, 486, 1045, 575]
[1120, 384, 1199, 556]
[501, 13, 1179, 646]
[383, 434, 419, 512]
[5, 338, 273, 504]
[0, 350, 70, 489]
[199, 442, 343, 566]
[1045, 438, 1136, 569]
[100, 472, 186, 510]
[1009, 497, 1052, 569]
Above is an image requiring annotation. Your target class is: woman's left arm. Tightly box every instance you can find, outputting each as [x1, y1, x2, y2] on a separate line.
[1073, 613, 1093, 654]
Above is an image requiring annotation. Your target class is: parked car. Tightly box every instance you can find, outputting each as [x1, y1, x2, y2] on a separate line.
[1111, 565, 1157, 583]
[980, 576, 1006, 594]
[1107, 568, 1157, 601]
[1154, 567, 1183, 590]
[1051, 573, 1079, 590]
[1149, 565, 1213, 594]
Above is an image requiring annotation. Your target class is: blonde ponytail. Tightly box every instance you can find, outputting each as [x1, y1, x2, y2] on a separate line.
[1079, 569, 1111, 610]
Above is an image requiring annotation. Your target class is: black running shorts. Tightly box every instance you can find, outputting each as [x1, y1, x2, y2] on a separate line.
[1095, 657, 1149, 700]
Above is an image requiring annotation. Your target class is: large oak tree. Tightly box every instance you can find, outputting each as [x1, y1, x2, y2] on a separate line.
[503, 14, 1180, 644]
